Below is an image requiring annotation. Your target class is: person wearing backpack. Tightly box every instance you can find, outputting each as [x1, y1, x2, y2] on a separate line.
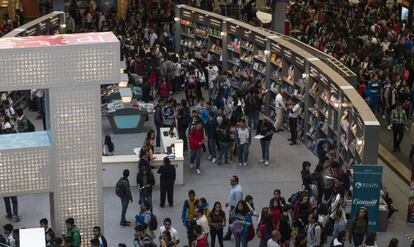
[135, 200, 157, 238]
[306, 214, 322, 247]
[116, 169, 133, 226]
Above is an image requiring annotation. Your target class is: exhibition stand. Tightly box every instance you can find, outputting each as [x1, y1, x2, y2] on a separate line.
[102, 127, 185, 187]
[175, 5, 380, 166]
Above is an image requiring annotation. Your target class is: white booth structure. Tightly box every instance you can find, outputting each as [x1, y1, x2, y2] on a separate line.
[0, 33, 120, 244]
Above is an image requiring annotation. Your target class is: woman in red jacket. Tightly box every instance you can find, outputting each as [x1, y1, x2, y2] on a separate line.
[269, 199, 282, 230]
[193, 224, 208, 247]
[189, 120, 205, 175]
[158, 77, 171, 102]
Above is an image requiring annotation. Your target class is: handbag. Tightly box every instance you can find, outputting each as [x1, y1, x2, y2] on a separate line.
[230, 222, 243, 235]
[247, 224, 255, 242]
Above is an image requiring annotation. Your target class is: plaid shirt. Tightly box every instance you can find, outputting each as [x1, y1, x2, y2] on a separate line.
[391, 109, 407, 125]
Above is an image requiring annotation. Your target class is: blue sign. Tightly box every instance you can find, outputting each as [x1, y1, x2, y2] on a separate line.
[351, 165, 383, 232]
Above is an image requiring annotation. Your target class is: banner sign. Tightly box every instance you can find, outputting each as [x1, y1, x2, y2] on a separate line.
[351, 165, 383, 232]
[407, 165, 414, 223]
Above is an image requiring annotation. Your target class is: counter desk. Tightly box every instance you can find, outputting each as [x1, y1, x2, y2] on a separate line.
[102, 154, 184, 187]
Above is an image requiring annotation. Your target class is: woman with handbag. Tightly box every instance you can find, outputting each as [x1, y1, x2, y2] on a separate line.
[230, 200, 252, 247]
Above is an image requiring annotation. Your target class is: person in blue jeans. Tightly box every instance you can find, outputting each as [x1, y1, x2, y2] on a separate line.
[116, 169, 133, 226]
[257, 119, 275, 166]
[3, 196, 19, 222]
[235, 119, 250, 167]
[230, 200, 252, 247]
[217, 117, 231, 164]
[205, 111, 219, 163]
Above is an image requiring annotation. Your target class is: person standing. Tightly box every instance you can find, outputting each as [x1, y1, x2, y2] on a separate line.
[349, 207, 368, 247]
[257, 119, 275, 166]
[229, 200, 252, 247]
[217, 117, 231, 164]
[154, 99, 164, 149]
[288, 97, 300, 145]
[65, 218, 81, 247]
[205, 111, 219, 164]
[15, 108, 30, 133]
[177, 99, 191, 151]
[274, 91, 286, 132]
[235, 119, 250, 167]
[306, 214, 321, 247]
[224, 176, 243, 240]
[92, 226, 107, 247]
[116, 169, 133, 226]
[390, 103, 407, 152]
[137, 166, 155, 206]
[134, 224, 156, 247]
[189, 120, 205, 175]
[182, 190, 199, 245]
[206, 62, 219, 101]
[267, 230, 281, 247]
[157, 157, 176, 208]
[209, 202, 226, 247]
[3, 196, 19, 222]
[40, 218, 54, 238]
[159, 218, 180, 246]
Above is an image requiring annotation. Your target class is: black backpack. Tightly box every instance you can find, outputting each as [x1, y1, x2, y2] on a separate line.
[27, 119, 35, 132]
[312, 222, 327, 244]
[115, 178, 126, 198]
[146, 212, 158, 231]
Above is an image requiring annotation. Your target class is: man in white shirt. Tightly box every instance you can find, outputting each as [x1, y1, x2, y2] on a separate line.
[236, 119, 250, 166]
[274, 91, 286, 132]
[159, 218, 179, 245]
[288, 97, 300, 145]
[224, 176, 243, 240]
[205, 62, 219, 101]
[149, 28, 158, 48]
[267, 230, 281, 247]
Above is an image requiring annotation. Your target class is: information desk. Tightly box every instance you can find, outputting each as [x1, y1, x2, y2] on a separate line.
[102, 154, 184, 187]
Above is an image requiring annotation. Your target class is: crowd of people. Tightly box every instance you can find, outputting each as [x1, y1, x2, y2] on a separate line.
[0, 0, 409, 247]
[285, 0, 414, 155]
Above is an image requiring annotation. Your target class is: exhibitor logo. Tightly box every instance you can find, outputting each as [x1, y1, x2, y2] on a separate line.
[355, 182, 379, 189]
[352, 198, 378, 206]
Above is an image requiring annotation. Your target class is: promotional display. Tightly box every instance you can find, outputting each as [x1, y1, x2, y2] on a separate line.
[352, 165, 383, 232]
[407, 165, 414, 223]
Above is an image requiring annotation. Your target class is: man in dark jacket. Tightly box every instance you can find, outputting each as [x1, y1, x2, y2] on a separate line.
[158, 157, 176, 207]
[117, 169, 133, 226]
[154, 99, 164, 149]
[137, 167, 155, 206]
[92, 226, 108, 247]
[205, 111, 218, 163]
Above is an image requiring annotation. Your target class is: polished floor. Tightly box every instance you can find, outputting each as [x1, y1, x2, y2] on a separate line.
[3, 99, 412, 246]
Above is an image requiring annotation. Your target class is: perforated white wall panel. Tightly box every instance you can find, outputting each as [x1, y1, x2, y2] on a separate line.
[0, 148, 50, 195]
[0, 32, 119, 246]
[49, 85, 103, 243]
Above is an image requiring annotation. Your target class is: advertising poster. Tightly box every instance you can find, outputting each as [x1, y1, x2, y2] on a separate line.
[351, 165, 383, 232]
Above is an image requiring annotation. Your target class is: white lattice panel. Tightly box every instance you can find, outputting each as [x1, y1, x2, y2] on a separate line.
[0, 33, 119, 91]
[0, 148, 50, 195]
[49, 86, 102, 243]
